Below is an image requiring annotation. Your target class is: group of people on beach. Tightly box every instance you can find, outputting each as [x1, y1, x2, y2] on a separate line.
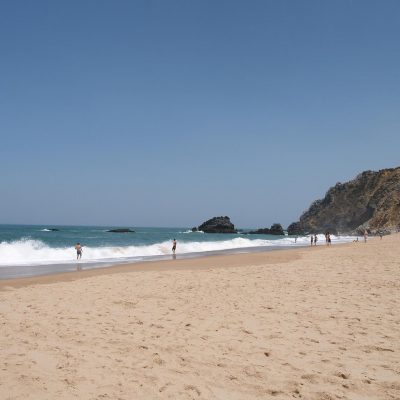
[310, 232, 332, 246]
[354, 230, 370, 243]
[310, 234, 318, 246]
[325, 232, 332, 245]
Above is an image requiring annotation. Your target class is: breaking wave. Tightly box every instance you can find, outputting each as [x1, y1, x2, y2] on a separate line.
[0, 234, 354, 266]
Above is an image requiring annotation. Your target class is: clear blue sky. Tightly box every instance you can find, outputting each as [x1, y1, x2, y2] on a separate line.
[1, 0, 399, 228]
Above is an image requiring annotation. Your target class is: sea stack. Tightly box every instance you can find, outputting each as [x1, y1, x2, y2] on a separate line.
[194, 216, 237, 233]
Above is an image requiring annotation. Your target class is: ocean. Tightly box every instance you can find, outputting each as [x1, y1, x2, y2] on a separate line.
[0, 225, 354, 279]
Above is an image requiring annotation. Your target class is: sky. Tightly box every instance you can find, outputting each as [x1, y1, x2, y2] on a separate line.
[1, 0, 399, 228]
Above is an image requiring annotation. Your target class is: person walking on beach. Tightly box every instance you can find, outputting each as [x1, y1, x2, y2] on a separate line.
[364, 230, 368, 243]
[314, 234, 318, 246]
[310, 235, 314, 246]
[172, 239, 177, 254]
[75, 243, 83, 260]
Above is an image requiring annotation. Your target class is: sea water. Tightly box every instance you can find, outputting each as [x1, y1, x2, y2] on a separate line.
[0, 225, 354, 278]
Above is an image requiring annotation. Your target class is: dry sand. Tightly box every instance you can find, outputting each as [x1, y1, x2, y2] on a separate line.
[0, 236, 399, 399]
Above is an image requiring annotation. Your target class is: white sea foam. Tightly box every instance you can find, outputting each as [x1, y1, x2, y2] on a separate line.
[0, 235, 354, 266]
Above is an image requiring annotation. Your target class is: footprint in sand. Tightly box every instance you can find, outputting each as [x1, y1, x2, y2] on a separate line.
[266, 389, 283, 396]
[184, 384, 201, 396]
[317, 392, 338, 400]
[334, 371, 350, 380]
[152, 353, 165, 366]
[159, 382, 172, 392]
[301, 374, 319, 384]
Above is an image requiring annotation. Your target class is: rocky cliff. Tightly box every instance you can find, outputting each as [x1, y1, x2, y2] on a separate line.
[288, 167, 400, 235]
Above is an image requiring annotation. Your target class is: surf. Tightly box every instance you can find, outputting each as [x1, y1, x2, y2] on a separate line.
[0, 234, 354, 266]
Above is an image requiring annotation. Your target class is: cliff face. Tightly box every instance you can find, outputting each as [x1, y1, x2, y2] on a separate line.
[293, 167, 400, 234]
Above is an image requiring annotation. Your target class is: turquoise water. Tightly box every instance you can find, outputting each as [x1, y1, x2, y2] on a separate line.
[0, 225, 194, 249]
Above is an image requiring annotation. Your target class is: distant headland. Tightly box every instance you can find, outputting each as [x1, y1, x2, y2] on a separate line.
[193, 167, 400, 236]
[288, 166, 400, 235]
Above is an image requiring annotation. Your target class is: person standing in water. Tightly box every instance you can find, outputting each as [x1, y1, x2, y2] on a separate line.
[75, 243, 83, 260]
[325, 232, 332, 246]
[314, 234, 318, 246]
[172, 239, 177, 254]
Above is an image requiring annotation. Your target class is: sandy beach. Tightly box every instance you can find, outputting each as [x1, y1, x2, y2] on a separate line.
[1, 236, 399, 400]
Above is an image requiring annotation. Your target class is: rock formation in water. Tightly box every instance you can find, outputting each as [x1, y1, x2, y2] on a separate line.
[248, 223, 285, 235]
[195, 216, 237, 233]
[107, 228, 135, 233]
[286, 222, 305, 236]
[288, 167, 400, 235]
[269, 223, 285, 235]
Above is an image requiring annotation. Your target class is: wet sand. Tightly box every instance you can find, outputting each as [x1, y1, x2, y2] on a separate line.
[0, 235, 399, 399]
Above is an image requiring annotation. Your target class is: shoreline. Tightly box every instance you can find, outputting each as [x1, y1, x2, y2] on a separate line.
[0, 225, 357, 280]
[0, 241, 361, 291]
[0, 234, 358, 281]
[0, 243, 298, 281]
[0, 240, 352, 290]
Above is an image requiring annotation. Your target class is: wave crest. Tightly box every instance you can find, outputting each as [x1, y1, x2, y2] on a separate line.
[0, 235, 354, 266]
